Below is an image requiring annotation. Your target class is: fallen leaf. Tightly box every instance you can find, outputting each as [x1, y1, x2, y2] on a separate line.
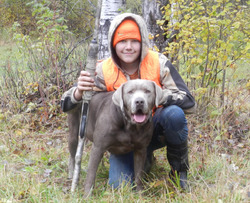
[15, 130, 23, 136]
[13, 149, 22, 155]
[153, 180, 164, 187]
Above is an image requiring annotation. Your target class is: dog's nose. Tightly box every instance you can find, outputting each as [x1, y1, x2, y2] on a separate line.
[135, 98, 144, 108]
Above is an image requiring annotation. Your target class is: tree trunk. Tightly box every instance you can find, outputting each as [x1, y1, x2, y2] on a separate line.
[142, 0, 180, 67]
[98, 0, 125, 59]
[142, 0, 168, 52]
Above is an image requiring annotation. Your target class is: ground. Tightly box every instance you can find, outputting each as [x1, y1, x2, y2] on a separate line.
[0, 111, 249, 202]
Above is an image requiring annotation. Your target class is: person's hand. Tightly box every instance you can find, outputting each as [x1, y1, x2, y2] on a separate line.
[74, 71, 95, 101]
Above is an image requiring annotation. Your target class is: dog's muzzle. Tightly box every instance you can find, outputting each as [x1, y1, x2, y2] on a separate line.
[131, 97, 148, 123]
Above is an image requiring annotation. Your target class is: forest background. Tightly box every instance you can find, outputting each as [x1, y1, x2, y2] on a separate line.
[0, 0, 249, 202]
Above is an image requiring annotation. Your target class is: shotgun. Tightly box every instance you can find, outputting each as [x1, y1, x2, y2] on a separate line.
[71, 0, 102, 192]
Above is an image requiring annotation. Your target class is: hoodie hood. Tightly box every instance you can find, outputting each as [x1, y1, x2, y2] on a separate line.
[108, 13, 150, 68]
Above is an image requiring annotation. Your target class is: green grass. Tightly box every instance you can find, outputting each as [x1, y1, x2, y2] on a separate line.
[0, 112, 249, 202]
[0, 29, 21, 69]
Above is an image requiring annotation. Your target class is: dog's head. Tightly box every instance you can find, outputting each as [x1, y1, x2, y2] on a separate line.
[112, 79, 164, 125]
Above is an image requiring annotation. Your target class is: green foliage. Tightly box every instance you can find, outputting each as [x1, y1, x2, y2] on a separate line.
[160, 0, 249, 113]
[0, 0, 97, 37]
[0, 0, 35, 34]
[123, 0, 142, 14]
[59, 0, 97, 38]
[0, 0, 88, 117]
[158, 0, 250, 140]
[26, 0, 72, 41]
[9, 0, 72, 115]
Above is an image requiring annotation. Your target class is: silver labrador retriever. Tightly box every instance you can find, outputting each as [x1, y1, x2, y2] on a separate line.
[67, 79, 164, 196]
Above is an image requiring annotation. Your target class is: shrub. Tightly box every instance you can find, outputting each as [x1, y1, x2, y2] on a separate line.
[159, 0, 250, 138]
[0, 0, 89, 119]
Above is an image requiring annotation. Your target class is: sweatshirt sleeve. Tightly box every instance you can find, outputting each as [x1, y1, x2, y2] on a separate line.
[60, 86, 83, 112]
[159, 54, 196, 113]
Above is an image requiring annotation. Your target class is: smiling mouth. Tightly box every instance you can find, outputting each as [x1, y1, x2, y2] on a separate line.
[123, 52, 135, 54]
[132, 110, 147, 123]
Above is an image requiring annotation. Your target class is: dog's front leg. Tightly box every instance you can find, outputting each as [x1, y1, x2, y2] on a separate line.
[84, 144, 104, 197]
[67, 105, 81, 179]
[134, 148, 147, 191]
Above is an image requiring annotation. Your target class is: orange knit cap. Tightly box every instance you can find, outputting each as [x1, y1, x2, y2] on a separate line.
[113, 19, 141, 47]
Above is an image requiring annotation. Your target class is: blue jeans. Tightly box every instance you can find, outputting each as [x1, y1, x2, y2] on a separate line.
[108, 105, 188, 188]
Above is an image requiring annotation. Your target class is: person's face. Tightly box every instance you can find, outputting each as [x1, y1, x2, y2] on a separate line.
[115, 39, 141, 64]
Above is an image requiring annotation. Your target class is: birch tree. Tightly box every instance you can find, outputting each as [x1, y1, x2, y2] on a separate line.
[98, 0, 126, 59]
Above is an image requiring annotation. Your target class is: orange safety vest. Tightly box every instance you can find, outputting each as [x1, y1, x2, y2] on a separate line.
[102, 50, 161, 91]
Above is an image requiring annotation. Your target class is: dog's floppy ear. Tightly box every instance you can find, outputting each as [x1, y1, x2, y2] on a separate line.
[153, 82, 164, 107]
[112, 83, 124, 111]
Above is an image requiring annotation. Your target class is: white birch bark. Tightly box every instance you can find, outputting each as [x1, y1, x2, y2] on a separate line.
[170, 1, 178, 26]
[98, 0, 125, 59]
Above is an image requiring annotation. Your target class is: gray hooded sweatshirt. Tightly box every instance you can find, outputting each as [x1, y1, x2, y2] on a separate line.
[61, 13, 196, 113]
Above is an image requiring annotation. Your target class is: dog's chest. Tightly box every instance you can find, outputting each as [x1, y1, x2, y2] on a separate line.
[107, 124, 152, 154]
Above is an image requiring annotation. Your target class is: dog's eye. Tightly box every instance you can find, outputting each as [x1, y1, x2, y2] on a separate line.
[128, 90, 134, 94]
[145, 89, 151, 94]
